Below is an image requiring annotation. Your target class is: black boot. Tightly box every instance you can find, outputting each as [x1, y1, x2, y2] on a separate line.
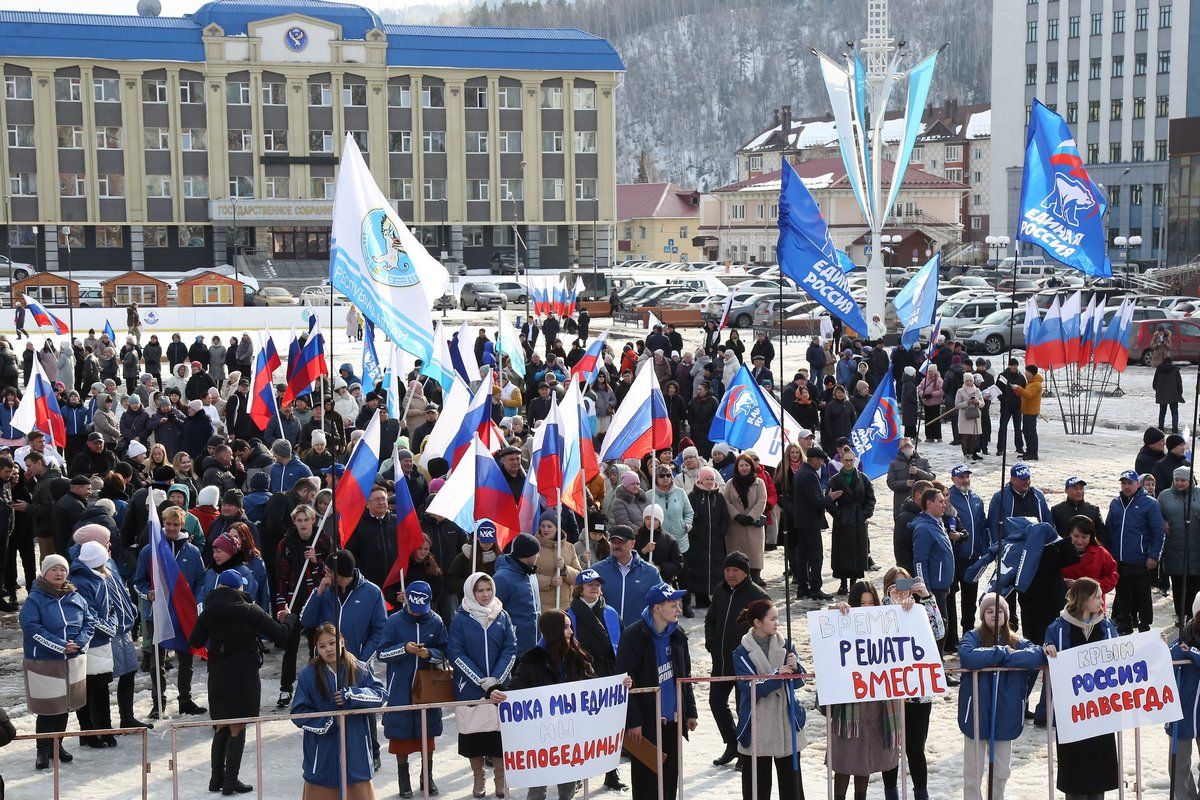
[221, 731, 253, 795]
[750, 569, 766, 588]
[603, 769, 628, 791]
[419, 753, 438, 795]
[713, 742, 738, 766]
[118, 674, 153, 729]
[398, 761, 413, 799]
[209, 727, 231, 792]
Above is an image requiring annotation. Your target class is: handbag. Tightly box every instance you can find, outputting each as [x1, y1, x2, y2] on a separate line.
[456, 701, 501, 734]
[963, 405, 981, 420]
[412, 661, 456, 705]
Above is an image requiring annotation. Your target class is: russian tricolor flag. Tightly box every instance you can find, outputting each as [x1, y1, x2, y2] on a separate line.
[147, 497, 205, 656]
[1038, 296, 1066, 369]
[283, 320, 327, 406]
[11, 357, 66, 448]
[444, 372, 494, 467]
[1060, 291, 1083, 364]
[248, 329, 282, 431]
[570, 330, 608, 385]
[336, 410, 384, 547]
[599, 358, 672, 462]
[560, 376, 596, 517]
[1079, 296, 1104, 367]
[381, 443, 426, 610]
[427, 435, 522, 549]
[22, 294, 68, 335]
[536, 395, 566, 505]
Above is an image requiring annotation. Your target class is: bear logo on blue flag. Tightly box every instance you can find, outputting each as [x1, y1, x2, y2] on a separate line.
[719, 385, 763, 429]
[850, 396, 899, 454]
[361, 208, 418, 287]
[1040, 172, 1096, 227]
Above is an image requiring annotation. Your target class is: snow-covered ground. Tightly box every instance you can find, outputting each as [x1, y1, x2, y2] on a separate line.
[0, 315, 1185, 798]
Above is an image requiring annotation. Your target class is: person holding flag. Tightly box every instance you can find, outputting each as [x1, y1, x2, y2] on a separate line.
[248, 330, 281, 435]
[379, 460, 428, 610]
[21, 294, 69, 336]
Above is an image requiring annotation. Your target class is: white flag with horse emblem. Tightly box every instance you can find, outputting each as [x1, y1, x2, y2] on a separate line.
[329, 134, 449, 364]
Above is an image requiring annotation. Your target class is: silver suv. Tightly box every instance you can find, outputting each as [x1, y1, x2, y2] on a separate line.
[459, 282, 509, 311]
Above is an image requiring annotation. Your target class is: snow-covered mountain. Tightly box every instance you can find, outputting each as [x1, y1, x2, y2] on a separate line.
[381, 0, 991, 190]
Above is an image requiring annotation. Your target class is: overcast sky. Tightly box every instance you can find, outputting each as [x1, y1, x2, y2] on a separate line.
[0, 0, 464, 15]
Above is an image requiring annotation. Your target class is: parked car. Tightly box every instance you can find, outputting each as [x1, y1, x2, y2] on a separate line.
[495, 281, 528, 304]
[957, 308, 1030, 355]
[947, 276, 994, 290]
[752, 299, 821, 330]
[459, 282, 509, 310]
[433, 291, 456, 311]
[78, 288, 104, 308]
[442, 258, 467, 276]
[1157, 296, 1200, 313]
[253, 286, 298, 307]
[0, 255, 34, 281]
[701, 291, 770, 328]
[299, 285, 349, 306]
[490, 252, 523, 275]
[658, 292, 709, 310]
[1133, 318, 1200, 365]
[938, 297, 1016, 336]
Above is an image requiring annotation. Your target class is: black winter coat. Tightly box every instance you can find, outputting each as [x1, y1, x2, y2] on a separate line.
[790, 463, 831, 531]
[188, 585, 295, 719]
[166, 341, 188, 369]
[1134, 445, 1163, 477]
[1051, 499, 1108, 542]
[568, 596, 618, 677]
[1152, 452, 1190, 499]
[347, 512, 398, 588]
[686, 487, 729, 598]
[635, 525, 682, 584]
[50, 492, 86, 555]
[829, 468, 875, 578]
[507, 645, 594, 692]
[893, 498, 922, 572]
[616, 618, 697, 739]
[1154, 362, 1184, 405]
[820, 397, 855, 451]
[703, 578, 770, 675]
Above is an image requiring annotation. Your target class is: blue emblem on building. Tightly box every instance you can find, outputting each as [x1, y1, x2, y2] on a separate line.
[285, 26, 308, 52]
[361, 208, 418, 287]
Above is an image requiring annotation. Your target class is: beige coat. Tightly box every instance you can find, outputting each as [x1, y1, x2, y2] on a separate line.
[955, 385, 984, 435]
[535, 532, 581, 611]
[722, 477, 768, 569]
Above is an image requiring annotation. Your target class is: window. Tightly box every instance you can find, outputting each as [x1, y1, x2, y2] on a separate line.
[1067, 60, 1079, 81]
[1046, 62, 1058, 83]
[465, 86, 487, 108]
[730, 203, 746, 221]
[1066, 101, 1078, 122]
[1135, 53, 1147, 76]
[389, 178, 413, 201]
[309, 83, 332, 106]
[575, 178, 598, 200]
[499, 130, 522, 153]
[1048, 18, 1059, 39]
[421, 130, 445, 153]
[229, 176, 253, 198]
[97, 174, 124, 198]
[498, 86, 521, 109]
[499, 178, 523, 200]
[945, 167, 963, 183]
[755, 202, 765, 221]
[467, 179, 489, 201]
[574, 131, 597, 153]
[96, 225, 123, 247]
[945, 144, 963, 161]
[1113, 10, 1125, 32]
[1110, 142, 1123, 162]
[1160, 4, 1172, 27]
[140, 80, 167, 105]
[573, 87, 596, 110]
[180, 128, 205, 151]
[1110, 186, 1121, 206]
[1132, 142, 1144, 161]
[92, 78, 119, 103]
[143, 226, 168, 248]
[182, 175, 208, 198]
[5, 124, 32, 148]
[263, 176, 290, 199]
[540, 87, 563, 109]
[748, 154, 764, 171]
[1026, 64, 1038, 85]
[388, 130, 412, 153]
[193, 284, 232, 305]
[1133, 96, 1146, 118]
[309, 177, 334, 199]
[1069, 15, 1080, 37]
[309, 130, 333, 153]
[1090, 12, 1102, 34]
[543, 227, 559, 246]
[228, 129, 251, 152]
[541, 130, 564, 153]
[1153, 183, 1164, 205]
[542, 178, 564, 200]
[465, 131, 488, 154]
[342, 84, 366, 107]
[1088, 100, 1101, 121]
[226, 81, 250, 105]
[1027, 20, 1038, 41]
[1089, 57, 1102, 79]
[387, 85, 410, 108]
[9, 173, 35, 196]
[95, 127, 122, 149]
[1155, 139, 1168, 160]
[143, 127, 169, 150]
[262, 82, 285, 105]
[423, 178, 446, 201]
[348, 130, 368, 152]
[115, 285, 158, 305]
[1112, 56, 1124, 77]
[263, 129, 288, 152]
[1136, 6, 1149, 29]
[1130, 184, 1144, 204]
[1111, 98, 1123, 119]
[179, 81, 203, 104]
[145, 175, 172, 198]
[971, 217, 982, 230]
[421, 85, 444, 108]
[1157, 94, 1170, 116]
[4, 75, 31, 100]
[1087, 143, 1099, 162]
[54, 77, 80, 102]
[1158, 50, 1171, 73]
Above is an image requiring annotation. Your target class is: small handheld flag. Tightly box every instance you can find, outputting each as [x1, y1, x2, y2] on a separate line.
[22, 294, 68, 335]
[848, 365, 902, 479]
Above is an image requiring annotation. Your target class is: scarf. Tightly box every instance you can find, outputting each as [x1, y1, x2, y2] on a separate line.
[838, 467, 856, 490]
[641, 606, 678, 722]
[1060, 608, 1104, 641]
[731, 468, 756, 507]
[831, 698, 902, 749]
[461, 572, 503, 629]
[35, 576, 75, 598]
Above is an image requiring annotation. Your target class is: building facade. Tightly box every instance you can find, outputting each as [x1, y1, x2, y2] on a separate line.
[0, 0, 623, 274]
[615, 182, 699, 263]
[991, 0, 1193, 264]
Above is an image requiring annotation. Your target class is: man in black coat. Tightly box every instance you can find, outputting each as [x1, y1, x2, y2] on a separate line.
[346, 486, 398, 589]
[541, 313, 561, 356]
[1051, 476, 1108, 542]
[645, 326, 670, 356]
[893, 479, 933, 573]
[495, 447, 525, 501]
[225, 379, 260, 441]
[703, 551, 769, 765]
[688, 383, 719, 457]
[664, 324, 684, 356]
[1135, 427, 1167, 476]
[1152, 434, 1191, 498]
[577, 308, 590, 342]
[69, 432, 118, 478]
[51, 475, 90, 555]
[994, 359, 1027, 457]
[791, 448, 835, 601]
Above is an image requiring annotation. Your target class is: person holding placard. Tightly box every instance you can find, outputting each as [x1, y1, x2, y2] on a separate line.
[911, 490, 955, 641]
[731, 598, 807, 800]
[957, 593, 1045, 800]
[825, 581, 902, 800]
[1167, 594, 1200, 799]
[1043, 577, 1120, 799]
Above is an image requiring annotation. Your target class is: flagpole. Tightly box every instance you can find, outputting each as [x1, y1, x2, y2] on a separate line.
[288, 504, 336, 614]
[555, 488, 563, 610]
[776, 242, 796, 680]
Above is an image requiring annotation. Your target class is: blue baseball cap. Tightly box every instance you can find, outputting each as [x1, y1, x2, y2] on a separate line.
[405, 581, 432, 615]
[216, 570, 245, 589]
[321, 463, 346, 477]
[950, 464, 972, 478]
[575, 568, 605, 586]
[1065, 476, 1087, 489]
[1119, 469, 1140, 483]
[475, 520, 497, 544]
[1010, 464, 1032, 480]
[645, 582, 686, 607]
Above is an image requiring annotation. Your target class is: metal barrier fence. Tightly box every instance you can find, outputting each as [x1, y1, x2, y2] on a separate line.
[12, 725, 151, 800]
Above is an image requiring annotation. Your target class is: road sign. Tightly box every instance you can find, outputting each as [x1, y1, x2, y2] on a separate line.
[864, 245, 873, 256]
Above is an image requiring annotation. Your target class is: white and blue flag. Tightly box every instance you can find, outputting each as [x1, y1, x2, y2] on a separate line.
[709, 366, 780, 450]
[892, 253, 940, 348]
[848, 365, 902, 480]
[361, 319, 384, 389]
[330, 134, 449, 364]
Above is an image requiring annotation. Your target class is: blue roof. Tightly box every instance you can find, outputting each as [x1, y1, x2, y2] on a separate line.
[189, 0, 383, 40]
[0, 11, 205, 62]
[384, 24, 624, 72]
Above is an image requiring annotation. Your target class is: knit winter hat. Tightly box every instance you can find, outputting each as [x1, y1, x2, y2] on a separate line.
[723, 551, 751, 574]
[509, 533, 540, 560]
[73, 523, 111, 546]
[39, 554, 69, 577]
[620, 472, 641, 489]
[977, 592, 1011, 624]
[1167, 434, 1187, 451]
[1143, 427, 1166, 446]
[212, 534, 240, 559]
[79, 541, 108, 569]
[216, 570, 244, 589]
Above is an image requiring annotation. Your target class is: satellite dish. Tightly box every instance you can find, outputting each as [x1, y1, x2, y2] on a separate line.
[136, 0, 162, 17]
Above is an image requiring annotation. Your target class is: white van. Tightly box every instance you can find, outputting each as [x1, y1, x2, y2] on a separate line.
[938, 296, 1016, 336]
[994, 256, 1055, 281]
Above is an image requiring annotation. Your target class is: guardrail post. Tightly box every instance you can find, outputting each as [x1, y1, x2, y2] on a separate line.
[899, 699, 908, 800]
[825, 703, 833, 800]
[675, 679, 685, 794]
[1134, 726, 1143, 800]
[1045, 671, 1054, 800]
[654, 688, 664, 800]
[750, 677, 758, 800]
[142, 728, 150, 800]
[171, 725, 179, 800]
[255, 721, 264, 800]
[338, 713, 348, 799]
[421, 706, 430, 800]
[1117, 730, 1126, 800]
[971, 670, 981, 799]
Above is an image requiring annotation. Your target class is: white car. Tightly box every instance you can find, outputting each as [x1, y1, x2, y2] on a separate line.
[0, 256, 34, 281]
[299, 285, 349, 307]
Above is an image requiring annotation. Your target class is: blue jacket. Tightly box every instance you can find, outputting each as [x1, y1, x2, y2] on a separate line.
[68, 547, 137, 636]
[965, 518, 1061, 597]
[566, 603, 622, 657]
[195, 565, 256, 610]
[68, 562, 118, 650]
[956, 629, 1044, 741]
[245, 554, 271, 615]
[299, 570, 387, 662]
[912, 512, 955, 591]
[986, 484, 1052, 547]
[949, 485, 988, 560]
[592, 552, 662, 630]
[378, 609, 448, 739]
[62, 403, 91, 436]
[732, 636, 806, 749]
[243, 491, 271, 527]
[0, 403, 18, 439]
[291, 660, 386, 788]
[20, 582, 95, 660]
[1168, 638, 1200, 739]
[133, 538, 204, 602]
[492, 555, 539, 653]
[1044, 615, 1119, 652]
[835, 357, 857, 389]
[270, 459, 313, 494]
[446, 605, 517, 703]
[1106, 488, 1166, 564]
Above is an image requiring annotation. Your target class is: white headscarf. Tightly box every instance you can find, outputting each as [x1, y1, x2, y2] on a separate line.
[461, 572, 503, 628]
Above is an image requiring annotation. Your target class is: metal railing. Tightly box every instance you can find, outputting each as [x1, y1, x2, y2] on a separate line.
[12, 725, 151, 800]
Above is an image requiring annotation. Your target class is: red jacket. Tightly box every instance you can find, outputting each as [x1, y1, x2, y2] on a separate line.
[1061, 543, 1119, 595]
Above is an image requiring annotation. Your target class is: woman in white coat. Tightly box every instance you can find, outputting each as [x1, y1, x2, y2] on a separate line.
[954, 374, 985, 461]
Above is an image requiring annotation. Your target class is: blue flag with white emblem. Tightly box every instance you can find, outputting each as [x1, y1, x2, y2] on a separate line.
[1017, 100, 1111, 278]
[361, 319, 384, 389]
[848, 365, 901, 479]
[892, 254, 940, 348]
[709, 366, 780, 450]
[778, 161, 868, 334]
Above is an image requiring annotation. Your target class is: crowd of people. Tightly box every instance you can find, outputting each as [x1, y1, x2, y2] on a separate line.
[6, 310, 1200, 800]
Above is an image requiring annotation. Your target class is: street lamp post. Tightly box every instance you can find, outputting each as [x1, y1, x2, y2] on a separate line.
[2, 195, 10, 301]
[231, 196, 240, 284]
[31, 225, 39, 278]
[63, 226, 73, 341]
[882, 233, 902, 286]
